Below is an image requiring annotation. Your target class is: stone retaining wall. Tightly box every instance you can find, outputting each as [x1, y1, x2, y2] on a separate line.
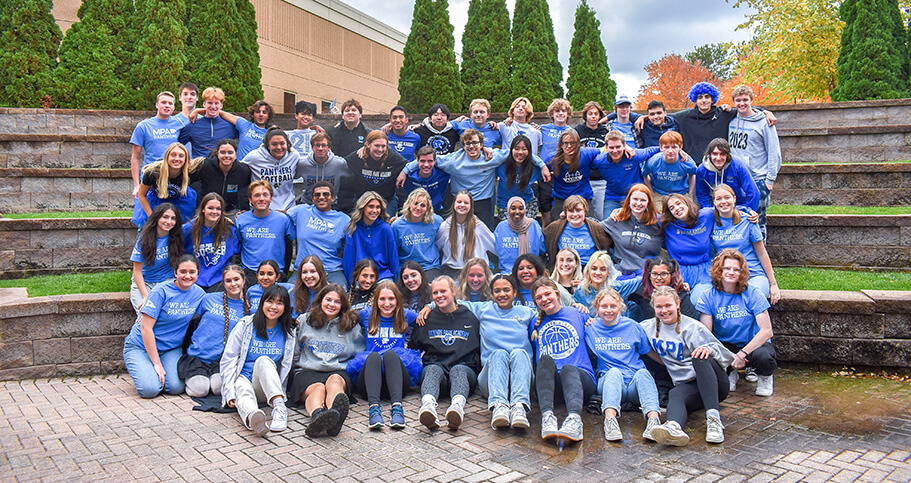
[0, 217, 135, 279]
[0, 289, 906, 381]
[774, 163, 911, 206]
[0, 168, 132, 213]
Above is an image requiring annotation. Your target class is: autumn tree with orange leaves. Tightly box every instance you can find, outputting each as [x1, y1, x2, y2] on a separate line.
[636, 54, 719, 109]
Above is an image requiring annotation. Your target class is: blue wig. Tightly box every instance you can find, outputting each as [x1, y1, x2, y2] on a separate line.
[687, 82, 720, 104]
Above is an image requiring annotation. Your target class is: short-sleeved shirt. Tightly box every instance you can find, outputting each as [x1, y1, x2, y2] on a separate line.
[359, 308, 418, 353]
[452, 119, 502, 148]
[287, 204, 349, 272]
[392, 215, 444, 271]
[235, 118, 267, 162]
[388, 130, 422, 162]
[642, 153, 697, 196]
[130, 117, 184, 167]
[585, 316, 652, 383]
[129, 282, 206, 351]
[241, 326, 287, 379]
[235, 210, 295, 272]
[710, 216, 766, 278]
[494, 221, 545, 274]
[532, 306, 595, 381]
[696, 285, 771, 347]
[130, 235, 173, 283]
[558, 224, 597, 265]
[187, 293, 246, 363]
[540, 123, 572, 165]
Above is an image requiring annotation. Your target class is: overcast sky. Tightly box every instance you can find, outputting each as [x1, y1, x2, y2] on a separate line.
[341, 0, 755, 104]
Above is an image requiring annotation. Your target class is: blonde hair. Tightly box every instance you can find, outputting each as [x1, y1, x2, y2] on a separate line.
[508, 97, 534, 121]
[650, 286, 682, 338]
[579, 250, 617, 295]
[457, 258, 493, 301]
[546, 98, 573, 118]
[347, 191, 389, 235]
[550, 247, 583, 286]
[731, 85, 754, 100]
[402, 188, 435, 224]
[469, 98, 491, 113]
[144, 142, 191, 197]
[592, 288, 627, 318]
[201, 87, 225, 102]
[367, 281, 408, 335]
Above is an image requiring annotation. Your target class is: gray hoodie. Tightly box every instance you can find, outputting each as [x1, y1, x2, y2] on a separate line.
[241, 145, 306, 211]
[298, 151, 350, 204]
[640, 315, 734, 385]
[728, 110, 782, 184]
[292, 314, 365, 373]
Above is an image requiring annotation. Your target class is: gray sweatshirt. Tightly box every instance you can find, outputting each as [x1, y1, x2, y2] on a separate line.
[241, 145, 307, 211]
[640, 315, 734, 385]
[728, 110, 782, 184]
[292, 314, 365, 373]
[298, 152, 350, 204]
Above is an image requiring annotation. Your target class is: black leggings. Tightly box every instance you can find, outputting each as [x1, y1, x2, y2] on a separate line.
[722, 341, 778, 376]
[356, 351, 410, 405]
[535, 355, 596, 415]
[666, 358, 729, 426]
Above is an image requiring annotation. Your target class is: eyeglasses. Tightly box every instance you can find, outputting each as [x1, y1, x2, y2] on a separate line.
[313, 192, 332, 199]
[312, 143, 329, 149]
[650, 271, 671, 278]
[561, 141, 578, 147]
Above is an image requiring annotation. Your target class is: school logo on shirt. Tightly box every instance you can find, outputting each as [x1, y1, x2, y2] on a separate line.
[538, 320, 579, 359]
[426, 135, 451, 155]
[429, 329, 469, 346]
[306, 216, 336, 233]
[562, 170, 583, 184]
[716, 304, 750, 321]
[652, 337, 685, 361]
[306, 340, 346, 358]
[151, 127, 179, 140]
[195, 241, 227, 267]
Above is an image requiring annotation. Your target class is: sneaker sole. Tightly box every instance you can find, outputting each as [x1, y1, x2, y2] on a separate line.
[250, 411, 269, 437]
[706, 434, 725, 444]
[511, 418, 530, 430]
[542, 430, 560, 440]
[389, 420, 406, 430]
[651, 426, 689, 447]
[368, 420, 385, 430]
[446, 410, 463, 430]
[420, 410, 439, 430]
[556, 433, 583, 444]
[327, 393, 349, 436]
[755, 390, 773, 397]
[491, 416, 510, 429]
[305, 410, 339, 438]
[604, 431, 623, 442]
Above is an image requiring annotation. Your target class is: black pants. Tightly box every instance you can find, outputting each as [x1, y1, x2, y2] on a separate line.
[642, 354, 673, 407]
[722, 341, 778, 376]
[535, 355, 596, 415]
[666, 358, 729, 426]
[474, 197, 495, 232]
[356, 351, 410, 405]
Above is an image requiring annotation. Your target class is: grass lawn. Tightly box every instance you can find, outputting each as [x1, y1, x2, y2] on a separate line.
[0, 271, 131, 297]
[768, 205, 911, 215]
[2, 210, 131, 219]
[776, 267, 911, 291]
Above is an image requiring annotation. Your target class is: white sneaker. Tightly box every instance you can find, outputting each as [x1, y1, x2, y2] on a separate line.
[705, 415, 725, 444]
[642, 416, 660, 441]
[728, 370, 739, 392]
[744, 367, 759, 382]
[650, 420, 690, 446]
[446, 402, 464, 430]
[558, 413, 584, 442]
[491, 403, 510, 429]
[756, 374, 774, 396]
[541, 411, 559, 440]
[248, 409, 269, 437]
[419, 400, 439, 430]
[603, 416, 622, 441]
[509, 404, 529, 429]
[269, 404, 288, 432]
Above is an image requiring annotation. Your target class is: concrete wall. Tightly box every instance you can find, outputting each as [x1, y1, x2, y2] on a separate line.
[1, 289, 907, 381]
[774, 163, 911, 206]
[0, 168, 132, 214]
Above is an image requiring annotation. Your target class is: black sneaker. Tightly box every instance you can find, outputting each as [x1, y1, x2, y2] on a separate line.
[327, 393, 349, 436]
[305, 408, 339, 438]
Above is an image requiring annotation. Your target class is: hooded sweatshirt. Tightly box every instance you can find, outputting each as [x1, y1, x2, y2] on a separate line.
[635, 116, 680, 148]
[672, 106, 737, 161]
[728, 110, 782, 184]
[409, 304, 481, 374]
[196, 155, 251, 213]
[342, 219, 400, 282]
[241, 145, 306, 211]
[694, 156, 760, 211]
[415, 118, 460, 156]
[298, 151, 350, 204]
[340, 150, 407, 214]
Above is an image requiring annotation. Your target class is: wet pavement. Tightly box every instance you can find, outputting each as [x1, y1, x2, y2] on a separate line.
[1, 367, 909, 482]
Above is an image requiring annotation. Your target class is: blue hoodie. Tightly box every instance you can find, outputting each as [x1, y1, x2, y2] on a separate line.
[404, 148, 546, 201]
[694, 156, 760, 210]
[178, 115, 239, 158]
[593, 146, 660, 201]
[343, 219, 400, 281]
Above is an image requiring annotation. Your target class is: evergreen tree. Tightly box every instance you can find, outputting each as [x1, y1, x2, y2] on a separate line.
[832, 0, 909, 100]
[0, 0, 61, 107]
[133, 0, 189, 110]
[511, 0, 563, 111]
[186, 0, 264, 111]
[53, 0, 135, 109]
[398, 0, 463, 113]
[460, 0, 512, 112]
[565, 0, 615, 110]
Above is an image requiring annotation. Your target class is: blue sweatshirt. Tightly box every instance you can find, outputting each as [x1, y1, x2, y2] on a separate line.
[594, 147, 660, 201]
[531, 306, 595, 381]
[287, 204, 349, 272]
[495, 162, 542, 209]
[451, 119, 502, 148]
[458, 300, 536, 365]
[182, 221, 240, 288]
[493, 220, 545, 274]
[343, 219, 400, 282]
[403, 168, 450, 213]
[392, 215, 444, 271]
[388, 130, 422, 162]
[404, 148, 545, 201]
[664, 207, 715, 266]
[178, 115, 239, 158]
[694, 157, 760, 210]
[550, 147, 601, 200]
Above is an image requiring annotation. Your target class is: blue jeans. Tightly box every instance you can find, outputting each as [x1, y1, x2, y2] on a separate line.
[326, 269, 347, 287]
[749, 274, 771, 298]
[477, 348, 532, 410]
[123, 338, 185, 398]
[756, 180, 771, 240]
[590, 180, 606, 221]
[597, 367, 660, 416]
[602, 200, 624, 220]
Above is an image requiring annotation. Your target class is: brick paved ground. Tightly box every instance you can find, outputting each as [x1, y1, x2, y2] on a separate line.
[1, 368, 909, 482]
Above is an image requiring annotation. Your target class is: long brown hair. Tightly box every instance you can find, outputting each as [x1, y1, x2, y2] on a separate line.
[530, 277, 561, 341]
[293, 255, 328, 314]
[367, 281, 408, 335]
[347, 191, 389, 235]
[660, 193, 699, 234]
[221, 264, 250, 343]
[191, 193, 235, 253]
[307, 284, 359, 332]
[550, 129, 581, 179]
[709, 248, 750, 294]
[448, 191, 479, 262]
[711, 183, 742, 225]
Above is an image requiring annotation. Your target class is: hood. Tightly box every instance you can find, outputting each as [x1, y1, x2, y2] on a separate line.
[421, 117, 453, 135]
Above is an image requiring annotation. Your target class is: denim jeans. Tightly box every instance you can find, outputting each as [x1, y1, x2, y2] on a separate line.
[597, 367, 660, 416]
[590, 180, 606, 221]
[756, 180, 771, 241]
[602, 200, 624, 220]
[326, 270, 348, 287]
[123, 338, 185, 398]
[478, 348, 532, 410]
[748, 274, 771, 298]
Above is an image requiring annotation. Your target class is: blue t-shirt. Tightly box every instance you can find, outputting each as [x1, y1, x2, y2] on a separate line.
[493, 221, 545, 274]
[531, 306, 595, 381]
[240, 325, 287, 379]
[392, 215, 444, 271]
[516, 288, 537, 308]
[130, 116, 184, 167]
[540, 123, 572, 165]
[585, 316, 652, 383]
[235, 118, 267, 162]
[403, 168, 450, 213]
[388, 131, 422, 162]
[608, 119, 636, 144]
[236, 210, 295, 272]
[558, 224, 597, 265]
[665, 207, 714, 266]
[696, 285, 770, 347]
[452, 119, 501, 148]
[359, 308, 418, 353]
[130, 235, 173, 283]
[287, 204, 349, 272]
[182, 222, 240, 288]
[551, 147, 601, 200]
[710, 216, 765, 278]
[187, 292, 246, 363]
[129, 281, 205, 351]
[495, 162, 541, 209]
[288, 128, 316, 157]
[642, 153, 697, 195]
[247, 282, 294, 313]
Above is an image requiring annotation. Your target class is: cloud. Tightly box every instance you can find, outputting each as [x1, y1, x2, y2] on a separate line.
[337, 0, 755, 102]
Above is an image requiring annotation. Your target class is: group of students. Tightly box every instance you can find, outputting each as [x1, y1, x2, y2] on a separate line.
[124, 81, 782, 446]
